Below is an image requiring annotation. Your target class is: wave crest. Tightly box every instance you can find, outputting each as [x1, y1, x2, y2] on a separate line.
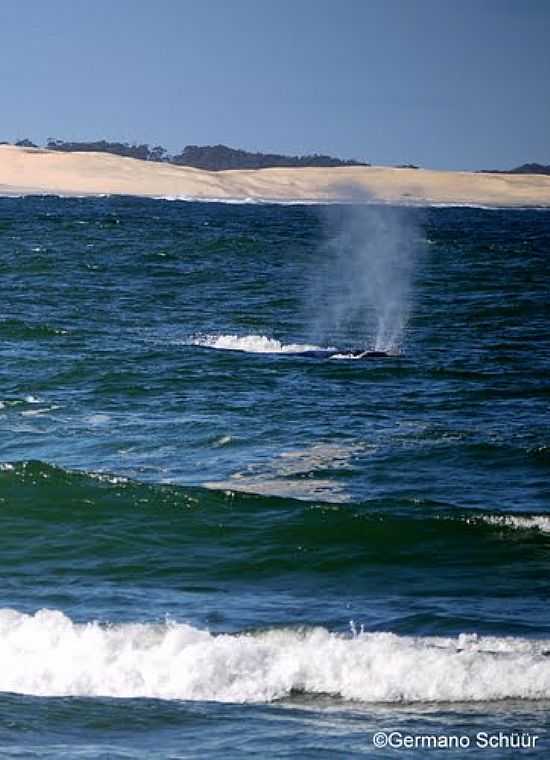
[1, 609, 550, 703]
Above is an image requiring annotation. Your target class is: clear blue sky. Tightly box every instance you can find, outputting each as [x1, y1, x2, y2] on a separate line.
[1, 0, 548, 169]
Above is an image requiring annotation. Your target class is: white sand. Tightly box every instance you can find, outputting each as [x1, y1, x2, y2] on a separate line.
[1, 144, 549, 206]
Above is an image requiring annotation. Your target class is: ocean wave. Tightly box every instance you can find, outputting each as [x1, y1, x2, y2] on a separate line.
[2, 193, 549, 209]
[1, 461, 550, 590]
[2, 460, 549, 537]
[475, 514, 550, 534]
[190, 333, 329, 354]
[1, 609, 549, 703]
[0, 319, 69, 340]
[155, 195, 334, 206]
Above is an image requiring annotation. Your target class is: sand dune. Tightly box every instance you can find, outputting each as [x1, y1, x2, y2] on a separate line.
[1, 144, 549, 206]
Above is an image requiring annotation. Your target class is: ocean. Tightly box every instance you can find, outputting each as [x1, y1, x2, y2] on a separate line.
[0, 195, 548, 757]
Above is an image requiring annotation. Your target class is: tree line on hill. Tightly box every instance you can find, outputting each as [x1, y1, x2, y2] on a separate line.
[3, 138, 548, 174]
[4, 138, 369, 170]
[478, 163, 550, 176]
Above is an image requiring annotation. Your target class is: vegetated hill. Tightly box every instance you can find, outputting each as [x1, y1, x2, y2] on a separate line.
[45, 139, 168, 162]
[170, 144, 368, 170]
[479, 163, 550, 176]
[15, 138, 39, 148]
[5, 138, 367, 170]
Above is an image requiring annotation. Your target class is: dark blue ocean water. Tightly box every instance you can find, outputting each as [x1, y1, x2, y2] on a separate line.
[0, 196, 549, 757]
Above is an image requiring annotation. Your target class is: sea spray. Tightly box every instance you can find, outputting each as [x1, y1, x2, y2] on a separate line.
[1, 609, 550, 703]
[310, 193, 424, 353]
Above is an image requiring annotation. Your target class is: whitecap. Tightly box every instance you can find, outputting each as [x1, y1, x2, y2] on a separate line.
[475, 514, 550, 534]
[1, 609, 549, 703]
[86, 414, 111, 426]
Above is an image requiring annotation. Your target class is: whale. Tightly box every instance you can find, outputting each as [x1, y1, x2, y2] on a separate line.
[194, 344, 391, 359]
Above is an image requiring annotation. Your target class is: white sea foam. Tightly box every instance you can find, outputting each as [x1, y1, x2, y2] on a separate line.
[206, 442, 365, 502]
[191, 334, 327, 354]
[86, 413, 112, 426]
[328, 352, 365, 360]
[213, 434, 233, 447]
[20, 404, 61, 417]
[156, 195, 344, 206]
[152, 196, 550, 210]
[328, 350, 398, 359]
[1, 191, 547, 210]
[476, 514, 550, 534]
[0, 609, 549, 703]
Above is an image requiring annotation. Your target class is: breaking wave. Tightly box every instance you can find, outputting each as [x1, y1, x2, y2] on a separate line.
[1, 609, 549, 703]
[477, 513, 550, 534]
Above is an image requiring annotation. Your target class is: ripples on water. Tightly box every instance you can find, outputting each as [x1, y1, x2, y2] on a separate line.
[0, 197, 548, 756]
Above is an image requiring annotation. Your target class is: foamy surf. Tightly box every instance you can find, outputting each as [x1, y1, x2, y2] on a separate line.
[475, 514, 550, 534]
[190, 334, 329, 354]
[1, 609, 550, 703]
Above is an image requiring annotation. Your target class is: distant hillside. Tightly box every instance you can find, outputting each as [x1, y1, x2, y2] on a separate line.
[3, 140, 548, 175]
[169, 144, 368, 170]
[44, 139, 168, 162]
[6, 138, 367, 171]
[479, 163, 550, 176]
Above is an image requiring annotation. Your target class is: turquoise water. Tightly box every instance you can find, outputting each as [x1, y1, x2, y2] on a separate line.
[0, 197, 549, 757]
